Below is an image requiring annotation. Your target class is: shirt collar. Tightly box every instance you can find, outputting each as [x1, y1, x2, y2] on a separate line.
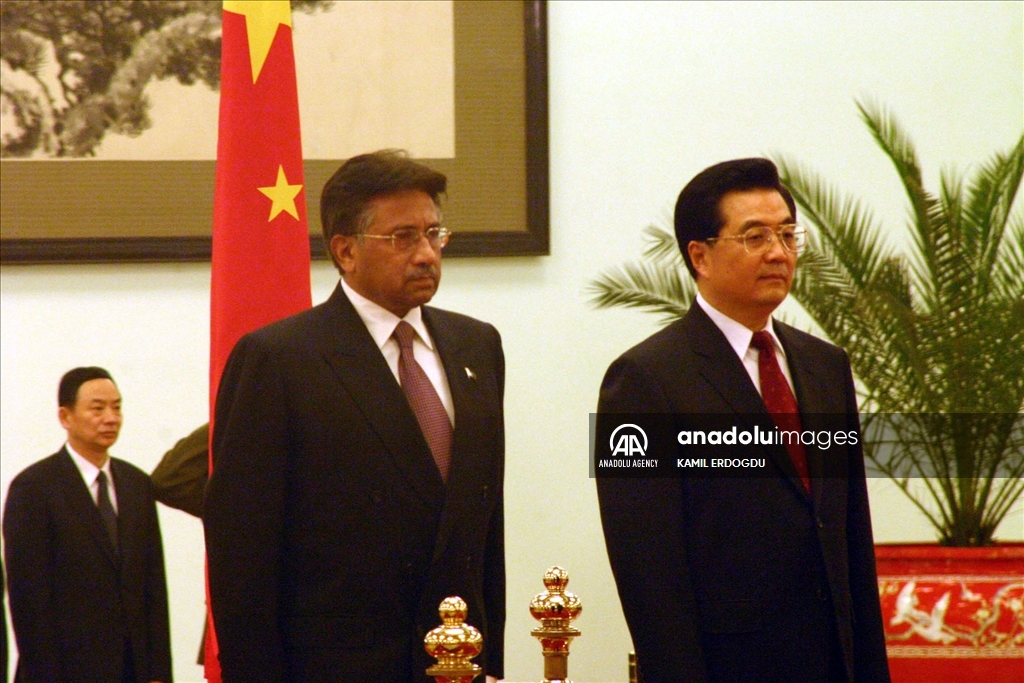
[695, 293, 786, 360]
[66, 442, 112, 485]
[340, 278, 435, 351]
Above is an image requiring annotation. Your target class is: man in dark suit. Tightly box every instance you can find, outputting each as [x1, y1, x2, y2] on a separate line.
[596, 158, 890, 683]
[205, 150, 505, 683]
[3, 366, 172, 683]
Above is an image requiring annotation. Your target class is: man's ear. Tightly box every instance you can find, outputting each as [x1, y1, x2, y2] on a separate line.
[688, 240, 710, 279]
[58, 406, 71, 430]
[330, 234, 357, 275]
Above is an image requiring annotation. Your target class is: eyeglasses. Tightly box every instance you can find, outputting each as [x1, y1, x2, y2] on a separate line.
[359, 227, 451, 252]
[704, 224, 806, 255]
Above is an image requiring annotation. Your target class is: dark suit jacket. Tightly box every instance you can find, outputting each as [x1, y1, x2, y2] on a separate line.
[596, 304, 889, 683]
[205, 284, 505, 683]
[3, 448, 172, 683]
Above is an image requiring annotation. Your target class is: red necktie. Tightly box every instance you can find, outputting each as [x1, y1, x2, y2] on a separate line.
[750, 331, 809, 492]
[393, 321, 452, 482]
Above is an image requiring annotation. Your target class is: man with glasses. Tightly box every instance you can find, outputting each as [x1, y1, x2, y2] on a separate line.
[205, 150, 505, 683]
[596, 158, 889, 683]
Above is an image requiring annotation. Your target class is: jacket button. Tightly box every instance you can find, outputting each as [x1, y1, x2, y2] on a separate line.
[817, 518, 825, 529]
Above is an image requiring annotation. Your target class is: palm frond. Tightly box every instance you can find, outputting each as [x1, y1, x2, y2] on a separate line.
[857, 98, 932, 233]
[990, 217, 1024, 302]
[964, 134, 1024, 298]
[641, 223, 686, 265]
[776, 154, 890, 289]
[587, 224, 696, 323]
[587, 259, 694, 324]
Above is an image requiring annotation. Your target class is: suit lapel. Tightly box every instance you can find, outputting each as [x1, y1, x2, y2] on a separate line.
[110, 459, 140, 565]
[56, 449, 120, 568]
[775, 323, 845, 505]
[686, 307, 809, 499]
[422, 308, 468, 564]
[422, 307, 499, 570]
[685, 307, 767, 421]
[318, 285, 446, 506]
[424, 309, 472, 485]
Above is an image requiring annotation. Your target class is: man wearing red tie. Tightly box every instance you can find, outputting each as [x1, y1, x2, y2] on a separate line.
[596, 158, 890, 683]
[205, 151, 505, 683]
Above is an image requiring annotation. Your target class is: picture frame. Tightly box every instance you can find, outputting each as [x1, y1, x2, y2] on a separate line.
[0, 0, 548, 263]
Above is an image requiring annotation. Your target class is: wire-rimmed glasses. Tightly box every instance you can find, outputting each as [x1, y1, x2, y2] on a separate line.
[703, 224, 806, 255]
[360, 227, 451, 252]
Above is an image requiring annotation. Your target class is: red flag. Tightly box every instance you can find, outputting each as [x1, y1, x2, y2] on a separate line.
[207, 1, 311, 679]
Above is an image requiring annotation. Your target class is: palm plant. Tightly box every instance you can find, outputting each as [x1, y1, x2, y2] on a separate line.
[589, 102, 1024, 546]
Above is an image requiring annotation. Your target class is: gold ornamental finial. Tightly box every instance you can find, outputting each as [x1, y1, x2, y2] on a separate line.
[424, 596, 483, 683]
[530, 566, 582, 683]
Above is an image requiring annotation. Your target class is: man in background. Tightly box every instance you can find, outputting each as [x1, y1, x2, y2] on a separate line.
[205, 150, 506, 683]
[596, 159, 889, 683]
[3, 366, 172, 682]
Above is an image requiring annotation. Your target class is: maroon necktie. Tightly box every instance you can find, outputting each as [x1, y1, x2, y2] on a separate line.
[750, 331, 810, 491]
[393, 321, 452, 482]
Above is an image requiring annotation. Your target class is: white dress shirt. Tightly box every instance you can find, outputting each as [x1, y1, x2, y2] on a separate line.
[695, 293, 796, 397]
[341, 278, 455, 425]
[67, 443, 118, 513]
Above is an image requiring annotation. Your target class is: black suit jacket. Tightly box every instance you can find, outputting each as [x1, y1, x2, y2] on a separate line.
[3, 448, 172, 683]
[596, 304, 889, 683]
[205, 284, 505, 683]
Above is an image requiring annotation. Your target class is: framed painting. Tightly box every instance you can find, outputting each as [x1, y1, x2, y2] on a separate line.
[0, 0, 548, 263]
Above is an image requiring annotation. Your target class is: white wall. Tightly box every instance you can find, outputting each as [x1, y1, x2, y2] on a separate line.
[2, 2, 1021, 681]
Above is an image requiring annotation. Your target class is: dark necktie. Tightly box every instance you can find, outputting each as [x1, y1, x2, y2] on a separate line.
[750, 331, 810, 492]
[96, 470, 119, 550]
[393, 321, 452, 482]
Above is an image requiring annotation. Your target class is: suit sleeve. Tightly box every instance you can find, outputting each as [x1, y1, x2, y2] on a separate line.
[3, 474, 63, 682]
[595, 356, 709, 683]
[151, 423, 209, 518]
[204, 334, 290, 683]
[840, 356, 891, 683]
[482, 328, 506, 678]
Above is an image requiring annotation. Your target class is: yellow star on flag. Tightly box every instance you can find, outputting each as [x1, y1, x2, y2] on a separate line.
[223, 0, 292, 83]
[258, 165, 303, 221]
